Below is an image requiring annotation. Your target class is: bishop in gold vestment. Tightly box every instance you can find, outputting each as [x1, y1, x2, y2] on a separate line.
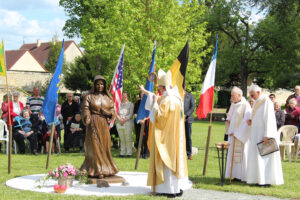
[140, 69, 190, 196]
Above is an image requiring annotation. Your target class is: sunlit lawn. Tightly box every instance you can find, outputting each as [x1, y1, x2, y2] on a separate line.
[0, 121, 299, 199]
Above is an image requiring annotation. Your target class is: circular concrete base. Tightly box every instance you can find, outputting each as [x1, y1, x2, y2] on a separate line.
[6, 171, 192, 197]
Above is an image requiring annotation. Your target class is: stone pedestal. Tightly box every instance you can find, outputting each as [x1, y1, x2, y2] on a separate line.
[89, 175, 126, 187]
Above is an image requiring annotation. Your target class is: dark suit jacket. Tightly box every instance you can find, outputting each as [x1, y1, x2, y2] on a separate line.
[275, 109, 285, 130]
[184, 92, 195, 124]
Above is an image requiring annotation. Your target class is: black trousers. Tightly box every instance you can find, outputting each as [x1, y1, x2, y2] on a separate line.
[13, 132, 37, 154]
[185, 122, 192, 156]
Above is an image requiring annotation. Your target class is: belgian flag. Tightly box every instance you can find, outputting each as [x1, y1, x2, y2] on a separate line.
[170, 39, 189, 99]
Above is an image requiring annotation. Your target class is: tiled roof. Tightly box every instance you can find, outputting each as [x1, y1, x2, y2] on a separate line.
[5, 50, 27, 70]
[19, 40, 76, 66]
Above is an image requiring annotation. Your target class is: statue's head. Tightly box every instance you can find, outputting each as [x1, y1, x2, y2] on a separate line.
[92, 75, 110, 97]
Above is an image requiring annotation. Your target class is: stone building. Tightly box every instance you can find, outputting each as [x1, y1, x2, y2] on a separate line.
[0, 40, 83, 105]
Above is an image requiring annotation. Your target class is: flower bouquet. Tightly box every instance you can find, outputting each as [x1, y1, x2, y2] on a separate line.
[47, 163, 78, 188]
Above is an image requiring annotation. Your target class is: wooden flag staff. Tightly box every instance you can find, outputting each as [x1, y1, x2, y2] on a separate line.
[46, 123, 55, 169]
[3, 41, 13, 174]
[202, 110, 213, 175]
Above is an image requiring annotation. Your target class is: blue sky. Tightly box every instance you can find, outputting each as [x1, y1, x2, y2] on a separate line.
[0, 0, 80, 50]
[0, 1, 264, 51]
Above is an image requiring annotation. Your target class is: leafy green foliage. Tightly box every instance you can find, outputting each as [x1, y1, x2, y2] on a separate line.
[44, 40, 67, 74]
[201, 0, 300, 93]
[60, 0, 210, 98]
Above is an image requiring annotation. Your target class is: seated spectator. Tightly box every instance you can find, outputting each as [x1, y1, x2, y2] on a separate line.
[274, 101, 285, 130]
[66, 113, 85, 152]
[269, 94, 275, 102]
[56, 103, 63, 141]
[39, 112, 59, 154]
[13, 109, 38, 155]
[285, 98, 299, 126]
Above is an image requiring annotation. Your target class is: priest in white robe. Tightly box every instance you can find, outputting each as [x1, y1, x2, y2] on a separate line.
[139, 69, 191, 197]
[225, 87, 251, 182]
[246, 85, 284, 186]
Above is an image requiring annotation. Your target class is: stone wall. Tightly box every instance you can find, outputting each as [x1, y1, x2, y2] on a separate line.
[0, 71, 52, 105]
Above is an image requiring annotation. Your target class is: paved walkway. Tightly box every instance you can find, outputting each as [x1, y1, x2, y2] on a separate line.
[181, 188, 287, 200]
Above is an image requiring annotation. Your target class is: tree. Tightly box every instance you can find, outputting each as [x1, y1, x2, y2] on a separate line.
[63, 54, 102, 92]
[248, 0, 300, 90]
[201, 0, 268, 96]
[44, 36, 68, 73]
[201, 0, 300, 94]
[60, 0, 210, 99]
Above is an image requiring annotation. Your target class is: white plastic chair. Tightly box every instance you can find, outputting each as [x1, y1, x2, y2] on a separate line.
[0, 119, 9, 154]
[278, 125, 298, 162]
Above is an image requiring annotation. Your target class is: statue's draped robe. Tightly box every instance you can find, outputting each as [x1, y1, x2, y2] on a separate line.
[246, 95, 284, 185]
[80, 93, 119, 178]
[225, 97, 251, 181]
[145, 90, 188, 194]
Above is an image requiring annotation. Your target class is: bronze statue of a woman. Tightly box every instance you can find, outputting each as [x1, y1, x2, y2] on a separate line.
[80, 75, 119, 178]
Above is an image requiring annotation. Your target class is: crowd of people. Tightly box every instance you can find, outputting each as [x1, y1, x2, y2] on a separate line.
[0, 87, 85, 155]
[0, 84, 195, 162]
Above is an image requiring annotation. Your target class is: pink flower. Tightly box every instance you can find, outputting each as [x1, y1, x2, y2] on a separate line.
[63, 172, 68, 177]
[48, 171, 53, 176]
[54, 172, 59, 178]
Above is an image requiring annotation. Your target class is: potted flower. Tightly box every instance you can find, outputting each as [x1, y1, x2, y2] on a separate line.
[47, 163, 78, 188]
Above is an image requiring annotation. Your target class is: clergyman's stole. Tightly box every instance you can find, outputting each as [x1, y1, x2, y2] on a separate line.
[232, 102, 247, 163]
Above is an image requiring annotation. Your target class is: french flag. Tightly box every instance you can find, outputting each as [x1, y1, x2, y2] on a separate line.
[196, 35, 218, 119]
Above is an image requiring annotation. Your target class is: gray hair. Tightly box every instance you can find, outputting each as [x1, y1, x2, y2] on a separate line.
[13, 91, 20, 97]
[289, 98, 297, 105]
[274, 101, 281, 107]
[74, 96, 80, 100]
[231, 86, 243, 96]
[248, 85, 262, 93]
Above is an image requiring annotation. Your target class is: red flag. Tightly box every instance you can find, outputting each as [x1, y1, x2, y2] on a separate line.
[110, 45, 125, 127]
[196, 36, 218, 119]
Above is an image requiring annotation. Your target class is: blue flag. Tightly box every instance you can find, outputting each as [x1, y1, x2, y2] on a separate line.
[42, 40, 64, 124]
[136, 42, 156, 123]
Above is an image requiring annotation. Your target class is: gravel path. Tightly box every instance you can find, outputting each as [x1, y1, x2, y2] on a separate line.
[181, 188, 287, 200]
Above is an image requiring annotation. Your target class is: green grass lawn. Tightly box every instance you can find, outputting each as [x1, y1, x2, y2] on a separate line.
[1, 121, 300, 199]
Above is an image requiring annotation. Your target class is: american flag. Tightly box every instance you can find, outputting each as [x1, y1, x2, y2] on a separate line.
[110, 45, 125, 127]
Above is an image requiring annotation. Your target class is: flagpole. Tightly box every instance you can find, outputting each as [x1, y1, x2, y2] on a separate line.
[202, 111, 212, 175]
[3, 41, 13, 174]
[135, 123, 145, 170]
[46, 123, 55, 169]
